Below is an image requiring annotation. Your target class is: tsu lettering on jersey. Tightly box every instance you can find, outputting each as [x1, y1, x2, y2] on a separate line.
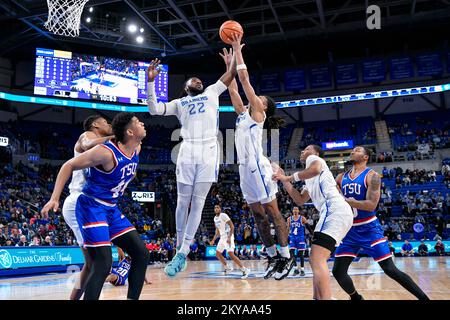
[341, 168, 377, 225]
[82, 140, 138, 204]
[111, 258, 131, 286]
[289, 216, 306, 250]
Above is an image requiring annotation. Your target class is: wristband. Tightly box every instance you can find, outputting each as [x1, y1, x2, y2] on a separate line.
[236, 64, 247, 71]
[293, 172, 301, 182]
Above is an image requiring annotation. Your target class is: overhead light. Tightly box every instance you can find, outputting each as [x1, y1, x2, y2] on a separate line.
[89, 7, 94, 13]
[136, 36, 144, 43]
[128, 24, 137, 33]
[86, 17, 92, 23]
[140, 28, 144, 33]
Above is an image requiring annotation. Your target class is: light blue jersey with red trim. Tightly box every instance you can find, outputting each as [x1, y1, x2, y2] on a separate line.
[111, 258, 131, 286]
[82, 140, 138, 204]
[340, 167, 377, 226]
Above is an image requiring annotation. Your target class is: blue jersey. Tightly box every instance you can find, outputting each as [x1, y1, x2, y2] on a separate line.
[82, 140, 138, 204]
[289, 216, 305, 240]
[111, 258, 131, 286]
[340, 167, 377, 226]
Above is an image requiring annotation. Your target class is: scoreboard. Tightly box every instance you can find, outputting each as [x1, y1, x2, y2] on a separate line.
[34, 48, 168, 105]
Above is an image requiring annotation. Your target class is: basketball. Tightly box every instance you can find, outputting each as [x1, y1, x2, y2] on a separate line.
[219, 20, 243, 44]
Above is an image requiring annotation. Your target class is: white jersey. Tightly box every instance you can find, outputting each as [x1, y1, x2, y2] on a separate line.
[68, 148, 85, 193]
[235, 109, 266, 165]
[168, 80, 227, 142]
[214, 212, 231, 238]
[303, 155, 344, 211]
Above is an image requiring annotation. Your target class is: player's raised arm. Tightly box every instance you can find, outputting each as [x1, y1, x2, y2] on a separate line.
[147, 58, 179, 116]
[40, 146, 113, 216]
[217, 48, 238, 88]
[345, 171, 381, 212]
[273, 159, 322, 183]
[219, 48, 246, 114]
[230, 33, 265, 121]
[79, 131, 114, 152]
[274, 166, 311, 206]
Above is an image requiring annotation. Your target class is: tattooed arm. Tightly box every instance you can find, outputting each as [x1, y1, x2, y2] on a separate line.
[345, 171, 381, 212]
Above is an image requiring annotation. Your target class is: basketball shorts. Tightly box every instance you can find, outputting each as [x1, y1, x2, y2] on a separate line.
[62, 192, 84, 246]
[335, 220, 392, 262]
[239, 157, 278, 204]
[314, 199, 353, 247]
[216, 234, 235, 253]
[176, 140, 220, 185]
[289, 235, 306, 250]
[75, 194, 135, 248]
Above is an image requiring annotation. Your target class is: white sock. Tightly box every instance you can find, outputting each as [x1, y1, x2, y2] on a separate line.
[178, 182, 212, 256]
[179, 240, 191, 255]
[266, 245, 277, 257]
[279, 246, 290, 258]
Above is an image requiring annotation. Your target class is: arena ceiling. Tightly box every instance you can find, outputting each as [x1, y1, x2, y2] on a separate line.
[0, 0, 450, 70]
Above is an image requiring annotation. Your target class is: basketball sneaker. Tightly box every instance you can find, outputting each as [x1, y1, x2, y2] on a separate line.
[225, 265, 234, 274]
[164, 252, 187, 277]
[274, 255, 296, 280]
[263, 256, 278, 279]
[175, 246, 187, 272]
[300, 269, 305, 276]
[293, 269, 300, 276]
[241, 267, 250, 280]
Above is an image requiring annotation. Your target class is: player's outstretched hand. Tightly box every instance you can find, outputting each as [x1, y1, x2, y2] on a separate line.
[147, 58, 161, 82]
[40, 199, 59, 219]
[219, 48, 233, 67]
[230, 32, 243, 50]
[272, 172, 291, 183]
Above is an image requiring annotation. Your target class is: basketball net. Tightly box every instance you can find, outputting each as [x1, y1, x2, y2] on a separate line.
[44, 0, 89, 37]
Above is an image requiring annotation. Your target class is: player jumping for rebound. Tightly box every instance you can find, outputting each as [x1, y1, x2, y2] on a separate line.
[147, 57, 237, 277]
[287, 206, 308, 276]
[273, 145, 353, 299]
[209, 204, 250, 279]
[61, 115, 114, 300]
[332, 146, 429, 300]
[224, 33, 294, 280]
[42, 113, 149, 300]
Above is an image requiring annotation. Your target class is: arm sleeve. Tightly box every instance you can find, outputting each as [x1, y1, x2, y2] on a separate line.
[147, 81, 179, 116]
[205, 80, 227, 96]
[305, 155, 322, 169]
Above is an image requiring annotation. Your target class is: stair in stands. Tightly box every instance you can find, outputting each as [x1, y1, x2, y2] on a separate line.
[285, 127, 304, 160]
[375, 120, 393, 152]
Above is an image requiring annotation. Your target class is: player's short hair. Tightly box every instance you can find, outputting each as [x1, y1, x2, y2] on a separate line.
[112, 112, 135, 143]
[83, 115, 104, 132]
[360, 146, 372, 162]
[215, 203, 221, 209]
[311, 145, 325, 158]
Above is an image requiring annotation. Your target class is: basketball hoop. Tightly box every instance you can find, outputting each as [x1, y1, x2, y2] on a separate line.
[44, 0, 89, 37]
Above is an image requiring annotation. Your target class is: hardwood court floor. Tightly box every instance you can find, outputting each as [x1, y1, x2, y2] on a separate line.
[0, 257, 449, 300]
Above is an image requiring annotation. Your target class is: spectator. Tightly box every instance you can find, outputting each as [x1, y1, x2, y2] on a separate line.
[29, 235, 41, 246]
[434, 240, 445, 256]
[42, 235, 53, 246]
[188, 239, 199, 261]
[401, 240, 414, 257]
[15, 235, 29, 247]
[418, 241, 428, 256]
